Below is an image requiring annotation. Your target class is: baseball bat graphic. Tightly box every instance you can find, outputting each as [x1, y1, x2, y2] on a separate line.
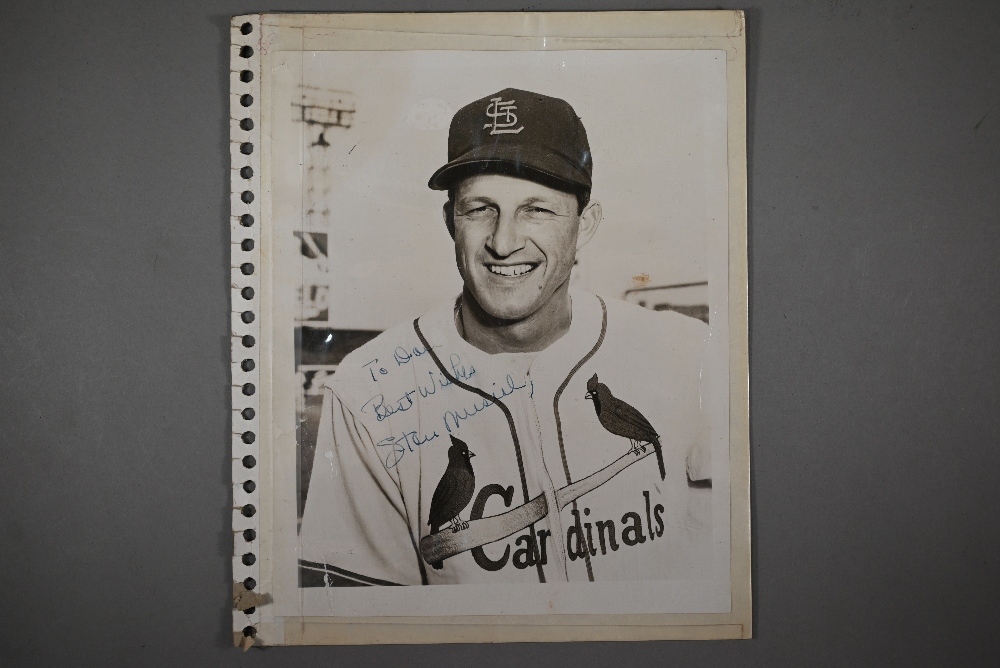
[419, 445, 654, 565]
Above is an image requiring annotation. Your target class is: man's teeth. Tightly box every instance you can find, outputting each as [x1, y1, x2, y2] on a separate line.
[488, 264, 535, 277]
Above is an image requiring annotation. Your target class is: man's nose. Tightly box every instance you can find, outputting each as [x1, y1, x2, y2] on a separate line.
[486, 210, 523, 257]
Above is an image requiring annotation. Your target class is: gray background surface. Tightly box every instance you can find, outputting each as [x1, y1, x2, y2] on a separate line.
[1, 0, 998, 665]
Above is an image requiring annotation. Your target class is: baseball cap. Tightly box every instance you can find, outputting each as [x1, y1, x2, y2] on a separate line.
[428, 88, 592, 193]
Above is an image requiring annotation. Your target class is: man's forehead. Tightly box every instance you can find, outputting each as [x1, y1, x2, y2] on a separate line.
[453, 174, 577, 205]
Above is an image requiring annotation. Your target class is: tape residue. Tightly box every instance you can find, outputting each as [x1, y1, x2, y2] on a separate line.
[232, 582, 266, 611]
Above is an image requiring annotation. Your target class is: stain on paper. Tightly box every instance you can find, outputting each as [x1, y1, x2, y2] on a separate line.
[631, 273, 650, 289]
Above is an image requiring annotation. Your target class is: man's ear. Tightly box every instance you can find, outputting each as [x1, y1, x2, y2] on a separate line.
[576, 199, 603, 251]
[443, 200, 455, 239]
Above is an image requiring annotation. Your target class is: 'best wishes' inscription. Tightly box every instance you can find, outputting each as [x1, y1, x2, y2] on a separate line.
[355, 345, 533, 468]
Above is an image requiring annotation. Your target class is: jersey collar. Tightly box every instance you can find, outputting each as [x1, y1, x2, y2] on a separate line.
[414, 289, 606, 385]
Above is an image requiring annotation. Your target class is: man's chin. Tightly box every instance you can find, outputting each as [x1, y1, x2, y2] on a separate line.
[468, 291, 541, 324]
[478, 302, 537, 323]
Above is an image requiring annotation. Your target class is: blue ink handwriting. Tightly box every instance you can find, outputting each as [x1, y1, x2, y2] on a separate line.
[360, 390, 418, 422]
[448, 354, 476, 382]
[393, 345, 434, 367]
[376, 429, 440, 468]
[442, 374, 531, 433]
[362, 358, 389, 382]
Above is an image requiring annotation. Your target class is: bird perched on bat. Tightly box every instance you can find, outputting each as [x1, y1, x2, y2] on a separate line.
[585, 373, 665, 481]
[427, 435, 477, 569]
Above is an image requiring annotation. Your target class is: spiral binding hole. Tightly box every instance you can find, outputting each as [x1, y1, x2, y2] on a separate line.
[242, 455, 256, 469]
[241, 407, 255, 420]
[239, 46, 254, 58]
[240, 94, 254, 108]
[241, 239, 254, 252]
[241, 286, 254, 300]
[240, 263, 254, 275]
[241, 431, 256, 444]
[241, 359, 255, 372]
[240, 166, 253, 179]
[243, 528, 256, 541]
[240, 118, 254, 131]
[243, 606, 256, 615]
[242, 505, 256, 518]
[242, 383, 256, 396]
[241, 311, 255, 324]
[240, 142, 253, 155]
[241, 191, 254, 204]
[240, 214, 254, 227]
[241, 335, 255, 348]
[240, 22, 252, 35]
[240, 70, 254, 83]
[242, 553, 257, 566]
[243, 480, 256, 494]
[243, 626, 256, 638]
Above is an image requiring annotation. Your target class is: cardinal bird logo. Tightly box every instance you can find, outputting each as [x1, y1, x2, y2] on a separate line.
[585, 373, 666, 481]
[427, 435, 477, 569]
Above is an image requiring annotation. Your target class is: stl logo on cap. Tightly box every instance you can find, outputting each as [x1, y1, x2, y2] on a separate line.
[483, 96, 524, 135]
[427, 88, 592, 192]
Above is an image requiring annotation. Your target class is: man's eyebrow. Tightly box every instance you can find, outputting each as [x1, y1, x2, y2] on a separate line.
[520, 196, 570, 210]
[455, 195, 497, 208]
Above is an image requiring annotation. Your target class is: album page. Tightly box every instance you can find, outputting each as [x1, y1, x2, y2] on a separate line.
[230, 10, 749, 646]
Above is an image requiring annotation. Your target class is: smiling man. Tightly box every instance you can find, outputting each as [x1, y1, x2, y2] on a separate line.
[299, 89, 712, 588]
[445, 172, 600, 354]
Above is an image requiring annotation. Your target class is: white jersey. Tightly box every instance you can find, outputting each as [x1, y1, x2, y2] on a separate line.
[299, 290, 711, 586]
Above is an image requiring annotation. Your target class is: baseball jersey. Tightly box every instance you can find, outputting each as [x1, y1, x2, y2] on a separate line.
[299, 289, 712, 586]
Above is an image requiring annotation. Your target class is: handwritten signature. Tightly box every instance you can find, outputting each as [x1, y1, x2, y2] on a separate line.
[443, 374, 534, 433]
[370, 374, 534, 468]
[358, 350, 534, 468]
[376, 429, 440, 468]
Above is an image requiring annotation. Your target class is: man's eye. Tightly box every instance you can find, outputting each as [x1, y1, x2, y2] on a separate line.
[460, 206, 491, 215]
[528, 206, 555, 215]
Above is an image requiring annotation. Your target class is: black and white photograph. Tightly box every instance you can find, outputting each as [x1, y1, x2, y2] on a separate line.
[235, 11, 749, 643]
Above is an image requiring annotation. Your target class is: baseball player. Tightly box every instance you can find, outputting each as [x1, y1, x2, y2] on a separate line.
[299, 88, 712, 586]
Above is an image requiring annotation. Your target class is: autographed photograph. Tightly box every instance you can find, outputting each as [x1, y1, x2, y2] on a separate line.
[233, 11, 749, 644]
